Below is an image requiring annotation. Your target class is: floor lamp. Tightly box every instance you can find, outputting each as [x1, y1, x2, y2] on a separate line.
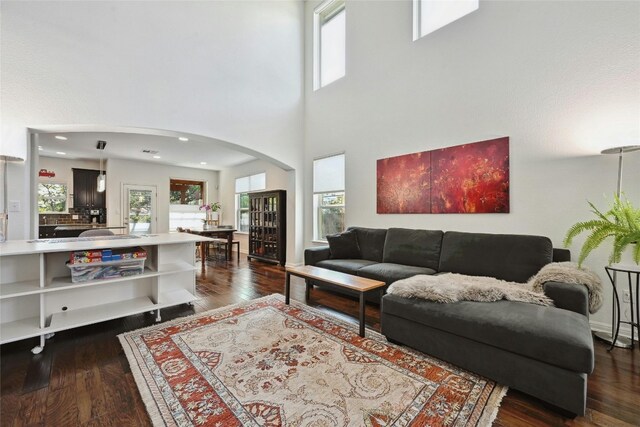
[594, 145, 640, 348]
[0, 154, 25, 242]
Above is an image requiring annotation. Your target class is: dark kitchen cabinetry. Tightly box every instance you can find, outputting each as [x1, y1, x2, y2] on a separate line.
[38, 225, 57, 239]
[248, 190, 286, 266]
[72, 168, 105, 209]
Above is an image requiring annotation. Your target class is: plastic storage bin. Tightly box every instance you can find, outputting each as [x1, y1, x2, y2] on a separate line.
[67, 258, 146, 283]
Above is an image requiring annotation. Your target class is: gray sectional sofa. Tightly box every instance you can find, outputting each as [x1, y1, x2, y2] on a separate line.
[304, 226, 594, 416]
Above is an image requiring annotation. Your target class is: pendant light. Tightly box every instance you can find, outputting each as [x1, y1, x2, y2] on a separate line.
[97, 140, 106, 192]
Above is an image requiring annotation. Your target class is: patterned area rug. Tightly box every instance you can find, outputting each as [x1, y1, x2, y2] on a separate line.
[119, 295, 507, 426]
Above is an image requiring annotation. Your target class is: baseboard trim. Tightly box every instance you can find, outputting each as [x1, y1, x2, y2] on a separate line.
[590, 319, 633, 339]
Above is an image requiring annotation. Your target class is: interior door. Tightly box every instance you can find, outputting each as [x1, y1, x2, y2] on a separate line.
[123, 184, 157, 235]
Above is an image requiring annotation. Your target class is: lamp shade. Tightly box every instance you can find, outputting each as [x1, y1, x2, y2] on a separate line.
[97, 173, 106, 192]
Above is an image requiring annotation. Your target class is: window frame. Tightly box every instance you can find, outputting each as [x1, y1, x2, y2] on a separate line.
[236, 192, 250, 234]
[169, 179, 204, 206]
[37, 181, 69, 214]
[313, 0, 346, 90]
[312, 153, 346, 242]
[168, 178, 206, 231]
[413, 0, 479, 41]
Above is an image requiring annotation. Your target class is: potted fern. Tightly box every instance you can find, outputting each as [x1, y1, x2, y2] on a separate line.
[564, 195, 640, 267]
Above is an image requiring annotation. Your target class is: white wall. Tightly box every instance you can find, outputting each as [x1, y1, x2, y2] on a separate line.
[106, 159, 219, 233]
[0, 0, 304, 253]
[304, 0, 640, 332]
[219, 159, 291, 256]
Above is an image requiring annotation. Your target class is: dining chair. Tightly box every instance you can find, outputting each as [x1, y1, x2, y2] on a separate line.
[209, 239, 240, 262]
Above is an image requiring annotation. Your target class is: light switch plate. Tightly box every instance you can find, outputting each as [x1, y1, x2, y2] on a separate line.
[8, 200, 20, 212]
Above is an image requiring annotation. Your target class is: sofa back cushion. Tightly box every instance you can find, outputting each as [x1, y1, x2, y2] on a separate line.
[382, 228, 444, 269]
[438, 231, 553, 283]
[326, 230, 361, 259]
[346, 227, 387, 262]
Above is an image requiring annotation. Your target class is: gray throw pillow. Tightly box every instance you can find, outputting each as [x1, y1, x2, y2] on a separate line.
[327, 230, 361, 259]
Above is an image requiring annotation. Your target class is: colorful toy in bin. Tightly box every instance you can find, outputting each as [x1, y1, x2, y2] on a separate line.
[67, 247, 147, 283]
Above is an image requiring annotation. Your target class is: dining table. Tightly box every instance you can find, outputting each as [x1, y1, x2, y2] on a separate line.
[186, 226, 237, 261]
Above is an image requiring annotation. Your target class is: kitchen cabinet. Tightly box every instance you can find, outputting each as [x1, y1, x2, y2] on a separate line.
[72, 168, 105, 209]
[38, 225, 57, 239]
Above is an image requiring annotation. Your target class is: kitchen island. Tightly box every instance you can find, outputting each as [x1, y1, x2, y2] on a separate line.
[0, 233, 213, 353]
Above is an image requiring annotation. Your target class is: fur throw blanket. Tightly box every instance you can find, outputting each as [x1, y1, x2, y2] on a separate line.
[529, 262, 603, 313]
[387, 262, 603, 313]
[387, 274, 554, 306]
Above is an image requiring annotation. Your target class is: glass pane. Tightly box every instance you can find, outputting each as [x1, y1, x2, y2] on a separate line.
[38, 183, 67, 213]
[320, 192, 344, 206]
[313, 154, 345, 193]
[239, 209, 249, 233]
[319, 205, 345, 239]
[249, 173, 266, 191]
[419, 0, 478, 38]
[169, 190, 182, 204]
[320, 8, 346, 87]
[235, 176, 250, 193]
[239, 193, 250, 209]
[169, 211, 205, 231]
[128, 189, 152, 234]
[185, 185, 202, 204]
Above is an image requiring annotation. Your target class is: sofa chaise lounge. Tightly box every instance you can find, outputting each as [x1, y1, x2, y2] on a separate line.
[304, 226, 594, 415]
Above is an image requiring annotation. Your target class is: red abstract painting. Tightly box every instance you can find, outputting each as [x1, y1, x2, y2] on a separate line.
[431, 137, 509, 213]
[377, 137, 509, 214]
[377, 151, 431, 213]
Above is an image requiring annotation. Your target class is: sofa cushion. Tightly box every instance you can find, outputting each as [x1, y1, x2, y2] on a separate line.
[438, 231, 553, 283]
[316, 259, 377, 275]
[327, 230, 361, 259]
[382, 228, 443, 269]
[382, 294, 594, 373]
[346, 227, 387, 262]
[358, 263, 437, 285]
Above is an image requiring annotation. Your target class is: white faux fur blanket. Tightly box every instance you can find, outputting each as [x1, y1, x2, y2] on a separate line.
[387, 273, 554, 306]
[387, 262, 603, 312]
[529, 262, 603, 313]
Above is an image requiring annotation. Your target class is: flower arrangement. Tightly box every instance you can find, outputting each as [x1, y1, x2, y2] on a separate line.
[199, 202, 222, 227]
[199, 202, 221, 212]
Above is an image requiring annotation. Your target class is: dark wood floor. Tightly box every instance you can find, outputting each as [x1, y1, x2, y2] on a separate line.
[1, 257, 638, 426]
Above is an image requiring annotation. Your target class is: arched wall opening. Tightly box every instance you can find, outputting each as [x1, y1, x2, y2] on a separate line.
[26, 124, 303, 265]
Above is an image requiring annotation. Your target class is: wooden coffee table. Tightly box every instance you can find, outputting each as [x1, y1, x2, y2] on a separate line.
[285, 265, 386, 337]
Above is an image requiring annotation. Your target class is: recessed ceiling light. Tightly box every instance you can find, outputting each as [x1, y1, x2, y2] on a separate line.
[56, 151, 66, 155]
[200, 162, 207, 165]
[153, 155, 161, 159]
[54, 135, 67, 140]
[38, 146, 43, 150]
[178, 137, 189, 142]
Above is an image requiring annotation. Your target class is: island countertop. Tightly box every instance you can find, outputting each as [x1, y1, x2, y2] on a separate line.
[0, 232, 214, 256]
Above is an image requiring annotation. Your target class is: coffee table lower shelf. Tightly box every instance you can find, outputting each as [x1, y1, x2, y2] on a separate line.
[284, 265, 386, 337]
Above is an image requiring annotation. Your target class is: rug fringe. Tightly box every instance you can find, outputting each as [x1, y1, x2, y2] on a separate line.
[480, 384, 508, 426]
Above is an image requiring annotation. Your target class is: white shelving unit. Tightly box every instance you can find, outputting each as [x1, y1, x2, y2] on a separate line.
[0, 233, 212, 353]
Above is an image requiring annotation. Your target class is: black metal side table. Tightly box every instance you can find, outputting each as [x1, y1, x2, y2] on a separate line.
[604, 264, 640, 351]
